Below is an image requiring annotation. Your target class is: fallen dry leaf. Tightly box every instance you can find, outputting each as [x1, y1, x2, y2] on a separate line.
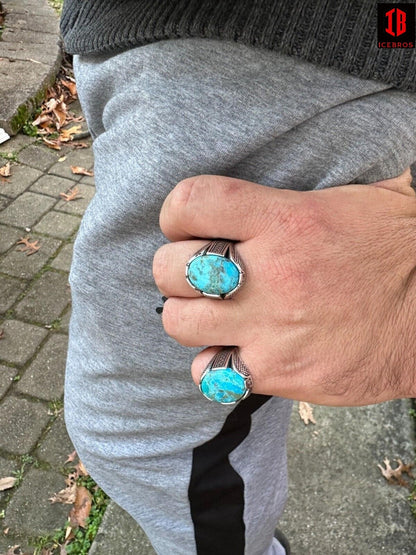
[49, 482, 77, 505]
[16, 236, 41, 256]
[60, 125, 82, 141]
[76, 460, 89, 477]
[70, 166, 94, 177]
[67, 115, 85, 124]
[68, 486, 92, 528]
[378, 458, 414, 487]
[65, 450, 77, 464]
[0, 476, 16, 491]
[42, 137, 62, 150]
[65, 524, 73, 540]
[298, 401, 316, 425]
[28, 54, 81, 149]
[60, 186, 82, 202]
[0, 329, 4, 340]
[49, 471, 77, 505]
[32, 114, 54, 127]
[0, 161, 11, 177]
[61, 79, 77, 97]
[51, 96, 67, 130]
[71, 142, 89, 149]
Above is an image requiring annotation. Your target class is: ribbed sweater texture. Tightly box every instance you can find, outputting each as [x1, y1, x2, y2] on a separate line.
[60, 0, 416, 91]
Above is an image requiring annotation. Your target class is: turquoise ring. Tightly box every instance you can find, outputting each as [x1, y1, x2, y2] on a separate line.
[185, 240, 245, 299]
[199, 348, 252, 405]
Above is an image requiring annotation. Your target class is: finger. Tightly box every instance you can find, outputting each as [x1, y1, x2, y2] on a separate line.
[190, 345, 308, 399]
[371, 167, 415, 197]
[162, 296, 246, 347]
[160, 174, 299, 241]
[153, 240, 209, 297]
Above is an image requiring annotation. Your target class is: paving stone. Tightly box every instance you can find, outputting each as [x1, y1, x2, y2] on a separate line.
[3, 467, 69, 538]
[1, 27, 55, 46]
[29, 174, 77, 198]
[0, 456, 18, 505]
[279, 400, 416, 554]
[0, 225, 21, 254]
[14, 271, 70, 325]
[0, 49, 61, 136]
[51, 243, 73, 272]
[0, 320, 47, 366]
[0, 276, 26, 314]
[78, 174, 96, 187]
[48, 149, 95, 180]
[0, 133, 33, 152]
[1, 0, 44, 10]
[17, 145, 61, 173]
[59, 309, 71, 334]
[36, 414, 74, 469]
[0, 192, 56, 228]
[0, 365, 18, 399]
[0, 195, 11, 211]
[89, 501, 156, 555]
[67, 99, 83, 119]
[0, 235, 61, 279]
[6, 2, 53, 17]
[5, 13, 59, 35]
[33, 211, 80, 239]
[55, 184, 95, 216]
[0, 165, 42, 199]
[16, 334, 68, 400]
[0, 397, 50, 455]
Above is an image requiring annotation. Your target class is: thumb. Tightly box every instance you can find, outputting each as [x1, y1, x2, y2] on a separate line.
[191, 346, 223, 387]
[370, 167, 415, 197]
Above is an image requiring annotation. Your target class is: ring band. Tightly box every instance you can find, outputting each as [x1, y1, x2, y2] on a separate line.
[185, 240, 245, 299]
[199, 347, 252, 405]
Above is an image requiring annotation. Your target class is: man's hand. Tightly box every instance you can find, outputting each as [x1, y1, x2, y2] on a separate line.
[153, 169, 416, 406]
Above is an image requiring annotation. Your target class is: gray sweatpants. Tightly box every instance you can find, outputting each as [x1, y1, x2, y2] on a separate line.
[67, 38, 416, 555]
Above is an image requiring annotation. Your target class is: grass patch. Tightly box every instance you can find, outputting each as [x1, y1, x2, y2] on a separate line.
[0, 2, 5, 41]
[0, 151, 18, 162]
[30, 475, 109, 554]
[47, 398, 64, 416]
[48, 0, 64, 15]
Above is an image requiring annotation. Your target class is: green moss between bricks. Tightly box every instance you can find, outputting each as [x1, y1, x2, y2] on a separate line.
[0, 2, 4, 41]
[10, 86, 50, 135]
[30, 476, 109, 555]
[48, 0, 64, 15]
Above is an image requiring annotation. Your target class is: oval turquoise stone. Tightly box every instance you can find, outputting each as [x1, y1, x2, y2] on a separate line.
[188, 254, 240, 295]
[200, 367, 247, 404]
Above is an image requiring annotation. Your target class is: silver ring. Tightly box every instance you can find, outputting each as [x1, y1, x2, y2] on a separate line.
[199, 348, 252, 405]
[185, 240, 245, 299]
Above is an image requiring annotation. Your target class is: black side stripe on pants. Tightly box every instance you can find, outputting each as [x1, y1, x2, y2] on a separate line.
[188, 394, 271, 555]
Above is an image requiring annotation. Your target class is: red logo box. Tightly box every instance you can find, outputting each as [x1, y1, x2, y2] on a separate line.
[377, 3, 415, 48]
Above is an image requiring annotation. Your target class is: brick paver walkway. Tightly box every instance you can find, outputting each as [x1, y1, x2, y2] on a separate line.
[0, 99, 93, 553]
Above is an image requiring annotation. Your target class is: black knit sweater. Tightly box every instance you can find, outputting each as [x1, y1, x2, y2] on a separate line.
[60, 0, 416, 91]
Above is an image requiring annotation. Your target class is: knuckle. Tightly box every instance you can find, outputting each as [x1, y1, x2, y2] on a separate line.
[173, 175, 245, 212]
[171, 175, 208, 213]
[161, 299, 180, 339]
[161, 176, 209, 235]
[194, 303, 219, 336]
[152, 245, 169, 289]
